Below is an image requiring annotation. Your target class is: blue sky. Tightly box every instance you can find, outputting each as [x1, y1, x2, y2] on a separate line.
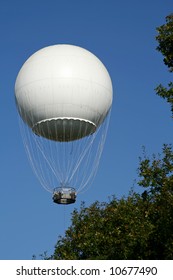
[0, 0, 173, 260]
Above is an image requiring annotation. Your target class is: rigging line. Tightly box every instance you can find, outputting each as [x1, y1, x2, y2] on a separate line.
[76, 145, 97, 193]
[76, 133, 96, 189]
[20, 117, 54, 192]
[78, 147, 102, 194]
[77, 117, 110, 193]
[66, 125, 75, 178]
[37, 147, 55, 190]
[74, 124, 99, 179]
[64, 124, 71, 185]
[20, 121, 52, 191]
[66, 142, 75, 181]
[68, 132, 97, 183]
[33, 135, 61, 183]
[72, 128, 99, 190]
[24, 143, 52, 192]
[65, 120, 80, 184]
[62, 124, 83, 186]
[31, 142, 54, 191]
[66, 128, 85, 186]
[53, 138, 64, 183]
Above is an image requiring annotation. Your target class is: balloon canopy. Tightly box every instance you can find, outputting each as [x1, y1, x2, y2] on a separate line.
[15, 44, 113, 204]
[15, 44, 112, 141]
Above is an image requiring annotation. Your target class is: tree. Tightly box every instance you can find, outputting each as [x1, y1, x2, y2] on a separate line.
[49, 145, 173, 260]
[156, 14, 173, 71]
[138, 144, 173, 259]
[155, 14, 173, 116]
[51, 194, 154, 260]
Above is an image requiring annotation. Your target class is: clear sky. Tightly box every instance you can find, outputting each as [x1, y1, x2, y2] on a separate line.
[0, 0, 173, 260]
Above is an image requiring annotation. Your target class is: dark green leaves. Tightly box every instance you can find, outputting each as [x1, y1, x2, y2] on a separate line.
[156, 14, 173, 72]
[156, 14, 173, 117]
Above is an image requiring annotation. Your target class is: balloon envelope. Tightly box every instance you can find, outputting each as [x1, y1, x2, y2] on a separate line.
[15, 44, 113, 141]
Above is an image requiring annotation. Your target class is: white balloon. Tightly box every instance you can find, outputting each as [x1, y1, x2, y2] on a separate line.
[15, 45, 113, 204]
[15, 44, 113, 141]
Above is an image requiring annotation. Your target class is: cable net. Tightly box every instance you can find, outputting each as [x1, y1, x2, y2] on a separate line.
[18, 112, 111, 195]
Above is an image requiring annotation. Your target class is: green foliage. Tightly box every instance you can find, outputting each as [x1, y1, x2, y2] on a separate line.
[156, 14, 173, 72]
[138, 144, 173, 192]
[155, 82, 173, 115]
[138, 144, 173, 259]
[52, 195, 154, 260]
[155, 14, 173, 116]
[49, 145, 173, 260]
